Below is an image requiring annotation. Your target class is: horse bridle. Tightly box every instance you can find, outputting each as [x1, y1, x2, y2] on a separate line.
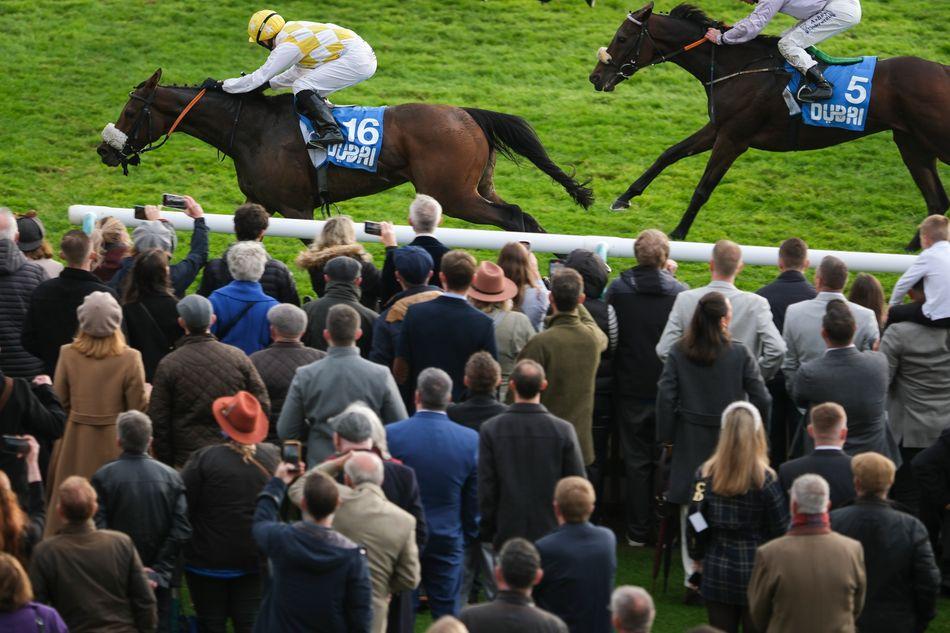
[603, 13, 709, 80]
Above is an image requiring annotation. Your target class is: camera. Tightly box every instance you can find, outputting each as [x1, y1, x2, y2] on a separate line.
[1, 436, 29, 457]
[364, 221, 382, 236]
[161, 193, 188, 209]
[282, 441, 302, 472]
[548, 258, 565, 277]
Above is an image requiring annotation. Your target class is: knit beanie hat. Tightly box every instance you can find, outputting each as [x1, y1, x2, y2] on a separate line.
[132, 220, 178, 254]
[77, 291, 122, 337]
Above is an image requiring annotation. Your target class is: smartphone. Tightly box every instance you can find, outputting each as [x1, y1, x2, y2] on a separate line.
[364, 221, 382, 236]
[161, 193, 188, 209]
[549, 258, 565, 277]
[146, 570, 161, 586]
[1, 436, 29, 456]
[282, 440, 302, 471]
[519, 240, 531, 251]
[133, 205, 147, 220]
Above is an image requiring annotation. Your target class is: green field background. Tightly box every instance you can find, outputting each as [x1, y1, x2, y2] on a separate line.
[1, 0, 948, 630]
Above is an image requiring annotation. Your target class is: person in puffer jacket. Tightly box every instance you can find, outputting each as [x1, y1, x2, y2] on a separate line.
[0, 208, 47, 378]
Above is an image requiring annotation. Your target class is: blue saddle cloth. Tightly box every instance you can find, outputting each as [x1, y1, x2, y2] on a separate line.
[298, 105, 386, 173]
[785, 56, 877, 132]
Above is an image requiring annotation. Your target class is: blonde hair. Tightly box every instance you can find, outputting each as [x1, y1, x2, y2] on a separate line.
[702, 402, 773, 496]
[316, 216, 356, 249]
[97, 216, 131, 247]
[919, 215, 949, 244]
[852, 452, 896, 496]
[71, 328, 127, 359]
[554, 476, 596, 523]
[0, 553, 32, 612]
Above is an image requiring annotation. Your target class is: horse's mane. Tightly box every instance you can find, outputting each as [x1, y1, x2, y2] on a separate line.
[668, 3, 780, 46]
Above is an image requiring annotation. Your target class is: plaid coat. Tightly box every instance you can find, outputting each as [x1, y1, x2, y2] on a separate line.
[696, 472, 789, 605]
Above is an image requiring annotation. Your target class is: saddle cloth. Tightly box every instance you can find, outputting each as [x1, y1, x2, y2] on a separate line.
[782, 56, 877, 132]
[298, 105, 386, 173]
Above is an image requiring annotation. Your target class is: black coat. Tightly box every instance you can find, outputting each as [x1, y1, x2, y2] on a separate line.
[477, 403, 586, 548]
[912, 427, 950, 509]
[831, 498, 941, 633]
[21, 268, 118, 377]
[779, 448, 855, 509]
[198, 244, 300, 306]
[447, 394, 507, 433]
[0, 241, 47, 378]
[460, 591, 568, 633]
[301, 282, 378, 357]
[122, 292, 184, 382]
[379, 236, 449, 306]
[755, 270, 817, 333]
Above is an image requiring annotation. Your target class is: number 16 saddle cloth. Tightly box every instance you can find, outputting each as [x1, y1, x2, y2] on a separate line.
[298, 105, 386, 172]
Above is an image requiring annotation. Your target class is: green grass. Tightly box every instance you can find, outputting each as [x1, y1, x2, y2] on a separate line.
[2, 1, 949, 630]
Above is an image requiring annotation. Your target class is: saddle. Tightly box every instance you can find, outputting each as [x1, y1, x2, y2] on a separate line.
[806, 46, 863, 66]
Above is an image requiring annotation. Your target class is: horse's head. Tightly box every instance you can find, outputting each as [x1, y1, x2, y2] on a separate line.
[589, 2, 657, 92]
[97, 68, 171, 170]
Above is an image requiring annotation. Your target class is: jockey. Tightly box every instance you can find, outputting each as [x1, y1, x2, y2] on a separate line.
[219, 10, 377, 147]
[704, 0, 862, 102]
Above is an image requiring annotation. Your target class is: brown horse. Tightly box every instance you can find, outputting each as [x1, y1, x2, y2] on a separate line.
[96, 69, 592, 232]
[589, 3, 950, 249]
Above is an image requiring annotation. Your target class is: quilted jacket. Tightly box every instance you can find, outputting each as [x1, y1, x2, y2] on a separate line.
[148, 333, 270, 467]
[250, 341, 325, 435]
[0, 240, 47, 378]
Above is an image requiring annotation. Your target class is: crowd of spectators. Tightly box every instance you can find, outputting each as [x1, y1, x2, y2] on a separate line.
[0, 196, 947, 633]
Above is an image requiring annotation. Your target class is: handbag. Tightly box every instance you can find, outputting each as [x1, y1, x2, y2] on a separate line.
[685, 476, 711, 561]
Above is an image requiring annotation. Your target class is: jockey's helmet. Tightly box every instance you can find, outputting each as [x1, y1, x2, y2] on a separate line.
[247, 10, 285, 44]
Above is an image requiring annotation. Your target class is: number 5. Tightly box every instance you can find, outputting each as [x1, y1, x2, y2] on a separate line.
[845, 76, 869, 104]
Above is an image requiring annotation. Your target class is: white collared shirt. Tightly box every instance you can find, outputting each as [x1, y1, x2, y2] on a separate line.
[890, 240, 950, 320]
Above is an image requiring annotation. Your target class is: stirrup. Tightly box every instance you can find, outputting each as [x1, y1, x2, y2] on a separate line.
[307, 129, 344, 148]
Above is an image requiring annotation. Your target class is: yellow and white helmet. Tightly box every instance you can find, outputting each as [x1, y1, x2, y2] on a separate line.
[247, 9, 285, 43]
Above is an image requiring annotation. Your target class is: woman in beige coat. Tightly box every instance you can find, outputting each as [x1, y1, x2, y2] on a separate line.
[45, 291, 148, 535]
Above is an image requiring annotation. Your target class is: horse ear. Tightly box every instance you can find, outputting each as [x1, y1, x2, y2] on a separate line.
[633, 1, 654, 19]
[145, 68, 163, 89]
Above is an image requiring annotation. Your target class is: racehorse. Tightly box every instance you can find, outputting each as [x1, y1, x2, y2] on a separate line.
[96, 69, 593, 233]
[589, 3, 950, 249]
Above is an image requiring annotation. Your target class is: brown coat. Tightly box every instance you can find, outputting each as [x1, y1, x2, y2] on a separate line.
[46, 345, 148, 536]
[748, 527, 866, 633]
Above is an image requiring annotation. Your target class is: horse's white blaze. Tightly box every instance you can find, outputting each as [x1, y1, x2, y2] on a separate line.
[597, 47, 612, 64]
[101, 123, 127, 151]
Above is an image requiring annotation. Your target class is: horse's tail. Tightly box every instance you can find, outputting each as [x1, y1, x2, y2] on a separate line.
[462, 108, 594, 209]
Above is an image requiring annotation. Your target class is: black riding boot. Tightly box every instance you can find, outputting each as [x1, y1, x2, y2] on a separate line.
[797, 66, 834, 103]
[296, 90, 344, 147]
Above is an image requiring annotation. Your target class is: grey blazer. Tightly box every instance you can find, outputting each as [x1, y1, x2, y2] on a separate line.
[791, 347, 901, 465]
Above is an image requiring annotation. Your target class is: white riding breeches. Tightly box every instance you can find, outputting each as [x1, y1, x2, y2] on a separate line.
[777, 0, 862, 73]
[270, 44, 377, 97]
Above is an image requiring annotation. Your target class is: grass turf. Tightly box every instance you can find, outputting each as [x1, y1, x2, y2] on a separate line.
[2, 0, 949, 630]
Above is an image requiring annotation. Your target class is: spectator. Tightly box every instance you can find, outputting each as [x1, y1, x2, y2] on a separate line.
[93, 215, 131, 282]
[302, 255, 379, 357]
[181, 391, 279, 633]
[22, 229, 117, 376]
[848, 272, 887, 333]
[657, 291, 771, 556]
[394, 250, 497, 402]
[306, 451, 420, 633]
[0, 437, 45, 562]
[279, 304, 406, 466]
[610, 586, 655, 633]
[881, 284, 950, 513]
[747, 474, 865, 633]
[30, 476, 157, 633]
[250, 304, 325, 431]
[831, 453, 940, 633]
[120, 249, 185, 382]
[479, 360, 585, 549]
[0, 207, 47, 378]
[516, 268, 608, 468]
[912, 428, 950, 592]
[15, 212, 62, 278]
[0, 553, 68, 632]
[888, 214, 950, 327]
[460, 538, 567, 633]
[108, 197, 209, 298]
[387, 368, 479, 619]
[149, 294, 270, 467]
[447, 352, 506, 432]
[198, 202, 299, 305]
[296, 214, 380, 309]
[379, 194, 449, 305]
[689, 402, 789, 633]
[427, 617, 469, 633]
[46, 291, 148, 537]
[498, 241, 550, 331]
[778, 402, 856, 509]
[606, 228, 687, 546]
[782, 255, 879, 388]
[253, 465, 372, 632]
[657, 240, 784, 380]
[755, 237, 816, 464]
[534, 477, 616, 633]
[467, 260, 535, 400]
[791, 300, 901, 463]
[208, 241, 280, 355]
[92, 410, 191, 632]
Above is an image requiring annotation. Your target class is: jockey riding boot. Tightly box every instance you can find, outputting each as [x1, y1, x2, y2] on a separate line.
[296, 90, 344, 147]
[797, 66, 834, 103]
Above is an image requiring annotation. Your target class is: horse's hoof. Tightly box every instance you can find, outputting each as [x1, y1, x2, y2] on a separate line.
[609, 199, 630, 212]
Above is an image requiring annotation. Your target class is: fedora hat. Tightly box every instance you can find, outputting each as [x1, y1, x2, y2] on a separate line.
[468, 261, 518, 303]
[212, 391, 268, 445]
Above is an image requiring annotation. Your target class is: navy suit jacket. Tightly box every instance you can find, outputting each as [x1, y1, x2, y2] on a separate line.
[534, 522, 617, 633]
[779, 448, 856, 509]
[755, 270, 817, 333]
[386, 410, 479, 549]
[396, 295, 497, 401]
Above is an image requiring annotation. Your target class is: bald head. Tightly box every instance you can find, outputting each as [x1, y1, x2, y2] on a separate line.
[344, 451, 384, 487]
[510, 359, 547, 401]
[711, 240, 742, 280]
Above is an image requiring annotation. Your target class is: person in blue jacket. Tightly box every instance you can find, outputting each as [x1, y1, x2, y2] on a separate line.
[209, 241, 279, 355]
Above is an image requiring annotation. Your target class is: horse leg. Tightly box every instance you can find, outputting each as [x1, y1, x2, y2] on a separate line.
[669, 136, 749, 240]
[894, 131, 950, 251]
[475, 152, 545, 233]
[611, 123, 718, 212]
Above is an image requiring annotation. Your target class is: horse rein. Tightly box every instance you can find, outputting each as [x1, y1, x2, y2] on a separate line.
[603, 14, 709, 80]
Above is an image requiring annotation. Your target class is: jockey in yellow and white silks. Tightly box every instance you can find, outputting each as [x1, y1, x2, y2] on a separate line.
[222, 10, 377, 147]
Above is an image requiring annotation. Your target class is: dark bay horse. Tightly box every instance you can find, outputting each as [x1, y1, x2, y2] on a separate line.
[589, 3, 950, 249]
[96, 69, 593, 232]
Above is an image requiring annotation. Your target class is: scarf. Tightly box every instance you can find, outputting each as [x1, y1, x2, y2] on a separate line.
[790, 512, 831, 535]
